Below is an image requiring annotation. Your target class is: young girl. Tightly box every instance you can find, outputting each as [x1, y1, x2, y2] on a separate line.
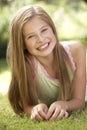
[7, 5, 86, 121]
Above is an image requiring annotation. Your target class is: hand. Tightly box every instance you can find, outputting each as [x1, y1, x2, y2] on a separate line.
[30, 103, 48, 121]
[46, 101, 69, 120]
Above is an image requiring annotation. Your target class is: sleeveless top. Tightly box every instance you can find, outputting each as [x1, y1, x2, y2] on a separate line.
[34, 42, 76, 107]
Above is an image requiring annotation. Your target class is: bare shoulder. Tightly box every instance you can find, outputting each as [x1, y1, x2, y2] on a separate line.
[61, 40, 86, 59]
[68, 41, 85, 52]
[68, 41, 86, 63]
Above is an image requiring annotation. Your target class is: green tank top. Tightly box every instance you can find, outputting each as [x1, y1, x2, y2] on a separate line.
[36, 61, 60, 107]
[36, 43, 76, 107]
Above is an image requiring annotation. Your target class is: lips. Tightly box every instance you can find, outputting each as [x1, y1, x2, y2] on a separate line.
[37, 42, 49, 51]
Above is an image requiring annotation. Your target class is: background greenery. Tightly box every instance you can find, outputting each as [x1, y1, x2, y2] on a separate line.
[0, 0, 87, 129]
[0, 0, 87, 58]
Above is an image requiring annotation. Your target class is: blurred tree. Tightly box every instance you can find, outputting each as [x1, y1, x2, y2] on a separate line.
[0, 0, 9, 6]
[0, 0, 13, 6]
[35, 0, 56, 4]
[35, 0, 82, 4]
[83, 0, 87, 3]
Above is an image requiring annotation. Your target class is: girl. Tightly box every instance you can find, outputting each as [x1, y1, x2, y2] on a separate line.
[7, 5, 86, 121]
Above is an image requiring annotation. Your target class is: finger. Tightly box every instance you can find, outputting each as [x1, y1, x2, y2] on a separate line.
[57, 110, 69, 120]
[46, 107, 55, 120]
[49, 108, 60, 120]
[30, 110, 35, 120]
[44, 106, 48, 114]
[37, 108, 47, 120]
[56, 109, 65, 120]
[64, 111, 69, 118]
[31, 109, 43, 121]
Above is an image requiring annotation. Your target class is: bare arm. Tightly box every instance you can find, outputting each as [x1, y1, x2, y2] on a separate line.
[66, 42, 86, 111]
[46, 42, 86, 120]
[23, 106, 33, 115]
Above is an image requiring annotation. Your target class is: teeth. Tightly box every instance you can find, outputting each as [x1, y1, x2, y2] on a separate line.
[38, 43, 48, 50]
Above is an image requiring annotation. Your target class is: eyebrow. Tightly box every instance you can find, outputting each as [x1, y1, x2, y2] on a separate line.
[24, 25, 48, 37]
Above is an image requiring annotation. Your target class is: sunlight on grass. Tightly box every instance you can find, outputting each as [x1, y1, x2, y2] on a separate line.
[0, 70, 11, 95]
[0, 59, 11, 95]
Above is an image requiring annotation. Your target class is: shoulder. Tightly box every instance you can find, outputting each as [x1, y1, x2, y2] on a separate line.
[68, 41, 85, 53]
[68, 41, 86, 67]
[60, 40, 85, 51]
[60, 40, 86, 65]
[68, 41, 86, 61]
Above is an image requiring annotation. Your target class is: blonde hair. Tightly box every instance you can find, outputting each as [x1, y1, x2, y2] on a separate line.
[7, 5, 72, 114]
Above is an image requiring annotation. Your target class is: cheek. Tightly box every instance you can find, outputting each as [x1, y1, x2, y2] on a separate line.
[50, 32, 56, 43]
[25, 39, 34, 48]
[47, 31, 55, 38]
[26, 44, 34, 54]
[27, 44, 33, 50]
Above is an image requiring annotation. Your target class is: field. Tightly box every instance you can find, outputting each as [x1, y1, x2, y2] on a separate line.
[0, 59, 87, 130]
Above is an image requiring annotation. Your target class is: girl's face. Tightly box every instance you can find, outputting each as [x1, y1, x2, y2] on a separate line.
[23, 17, 56, 58]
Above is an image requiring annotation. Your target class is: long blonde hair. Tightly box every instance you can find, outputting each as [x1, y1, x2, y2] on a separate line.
[7, 5, 72, 114]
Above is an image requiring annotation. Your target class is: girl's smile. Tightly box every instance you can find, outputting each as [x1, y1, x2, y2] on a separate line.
[7, 5, 86, 121]
[37, 42, 49, 51]
[23, 17, 56, 59]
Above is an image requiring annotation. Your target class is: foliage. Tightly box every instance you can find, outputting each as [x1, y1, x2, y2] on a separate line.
[0, 58, 9, 73]
[0, 7, 10, 58]
[0, 0, 87, 58]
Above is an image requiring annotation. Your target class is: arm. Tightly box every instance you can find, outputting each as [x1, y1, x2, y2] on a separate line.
[66, 42, 86, 111]
[46, 42, 86, 120]
[23, 104, 34, 115]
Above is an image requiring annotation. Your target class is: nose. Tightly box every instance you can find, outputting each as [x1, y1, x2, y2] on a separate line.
[36, 34, 44, 43]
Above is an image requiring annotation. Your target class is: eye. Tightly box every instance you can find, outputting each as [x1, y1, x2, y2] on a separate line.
[41, 28, 48, 33]
[28, 35, 34, 39]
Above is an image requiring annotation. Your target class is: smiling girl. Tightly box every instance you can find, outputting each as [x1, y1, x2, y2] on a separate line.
[7, 5, 86, 121]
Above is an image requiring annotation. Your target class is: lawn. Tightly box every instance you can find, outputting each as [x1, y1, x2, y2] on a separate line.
[0, 59, 87, 130]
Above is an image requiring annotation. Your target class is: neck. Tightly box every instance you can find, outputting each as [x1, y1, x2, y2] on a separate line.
[36, 53, 54, 68]
[36, 53, 57, 78]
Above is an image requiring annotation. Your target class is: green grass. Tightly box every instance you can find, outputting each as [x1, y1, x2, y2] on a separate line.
[0, 59, 87, 130]
[0, 95, 87, 130]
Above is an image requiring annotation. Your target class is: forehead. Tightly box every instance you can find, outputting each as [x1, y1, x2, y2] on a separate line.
[23, 16, 49, 34]
[26, 16, 48, 26]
